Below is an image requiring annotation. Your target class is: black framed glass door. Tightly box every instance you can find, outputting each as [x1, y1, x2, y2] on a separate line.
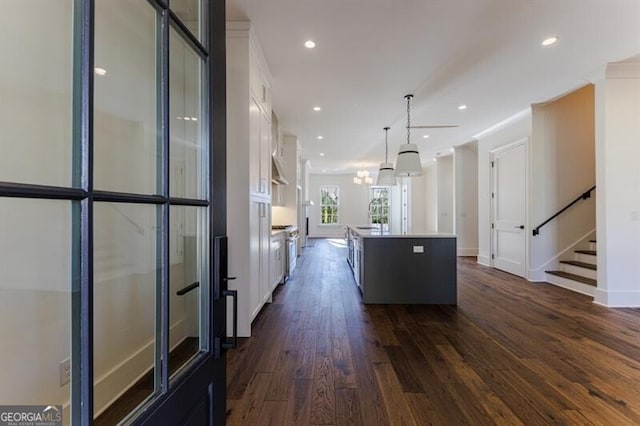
[0, 0, 227, 424]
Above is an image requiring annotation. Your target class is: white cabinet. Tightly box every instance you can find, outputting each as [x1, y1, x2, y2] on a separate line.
[270, 232, 284, 290]
[226, 22, 274, 337]
[259, 107, 271, 197]
[250, 49, 271, 114]
[249, 200, 271, 318]
[249, 98, 271, 197]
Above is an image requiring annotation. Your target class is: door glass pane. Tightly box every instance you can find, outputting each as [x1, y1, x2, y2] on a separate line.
[0, 198, 73, 425]
[171, 0, 203, 45]
[170, 28, 204, 200]
[169, 206, 208, 378]
[93, 203, 157, 422]
[0, 1, 73, 187]
[94, 0, 159, 195]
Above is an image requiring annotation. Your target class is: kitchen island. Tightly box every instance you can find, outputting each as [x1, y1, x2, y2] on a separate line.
[346, 225, 457, 304]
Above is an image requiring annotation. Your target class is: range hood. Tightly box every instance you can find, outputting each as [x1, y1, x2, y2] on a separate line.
[271, 155, 289, 185]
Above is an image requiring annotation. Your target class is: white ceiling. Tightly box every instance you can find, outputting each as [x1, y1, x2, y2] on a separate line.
[226, 0, 640, 175]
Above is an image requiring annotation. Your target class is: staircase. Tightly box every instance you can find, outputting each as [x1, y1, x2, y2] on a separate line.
[545, 240, 597, 296]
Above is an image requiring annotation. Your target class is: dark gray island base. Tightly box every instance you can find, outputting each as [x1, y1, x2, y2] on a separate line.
[346, 226, 457, 304]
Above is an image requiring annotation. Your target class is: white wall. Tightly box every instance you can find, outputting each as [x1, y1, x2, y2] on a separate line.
[437, 155, 455, 233]
[424, 163, 438, 233]
[0, 200, 71, 415]
[477, 110, 532, 266]
[530, 85, 596, 277]
[594, 60, 640, 307]
[308, 173, 369, 237]
[455, 143, 479, 256]
[0, 1, 73, 187]
[390, 180, 403, 234]
[409, 174, 427, 234]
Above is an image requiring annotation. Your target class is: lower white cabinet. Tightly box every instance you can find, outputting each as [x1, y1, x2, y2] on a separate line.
[249, 199, 271, 319]
[270, 232, 285, 290]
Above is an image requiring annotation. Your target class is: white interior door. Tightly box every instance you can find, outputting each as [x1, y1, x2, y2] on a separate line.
[492, 142, 526, 277]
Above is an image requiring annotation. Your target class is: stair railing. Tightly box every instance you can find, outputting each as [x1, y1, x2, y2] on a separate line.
[532, 185, 595, 236]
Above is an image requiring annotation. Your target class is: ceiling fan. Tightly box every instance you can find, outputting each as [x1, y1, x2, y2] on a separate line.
[409, 124, 459, 129]
[403, 94, 459, 129]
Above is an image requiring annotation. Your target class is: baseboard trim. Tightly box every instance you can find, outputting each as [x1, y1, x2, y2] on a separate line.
[594, 288, 640, 307]
[93, 318, 188, 417]
[457, 248, 478, 257]
[528, 269, 547, 282]
[477, 255, 491, 267]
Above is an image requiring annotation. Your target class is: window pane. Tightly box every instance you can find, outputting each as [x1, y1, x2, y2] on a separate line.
[0, 198, 73, 425]
[169, 206, 209, 378]
[93, 203, 158, 421]
[0, 1, 73, 187]
[320, 186, 339, 224]
[170, 28, 205, 199]
[171, 0, 203, 45]
[94, 0, 159, 195]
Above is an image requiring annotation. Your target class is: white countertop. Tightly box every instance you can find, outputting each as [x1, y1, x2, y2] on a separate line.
[346, 225, 456, 239]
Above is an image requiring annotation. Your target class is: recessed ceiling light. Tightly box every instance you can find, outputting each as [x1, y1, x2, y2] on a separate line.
[191, 117, 198, 121]
[313, 106, 321, 111]
[542, 36, 558, 46]
[320, 153, 325, 156]
[458, 104, 467, 110]
[94, 67, 107, 76]
[304, 40, 316, 49]
[322, 169, 326, 173]
[317, 136, 324, 140]
[184, 117, 191, 121]
[176, 116, 183, 120]
[423, 134, 430, 139]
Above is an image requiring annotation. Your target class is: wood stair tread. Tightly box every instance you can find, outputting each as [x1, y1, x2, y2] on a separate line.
[560, 260, 597, 270]
[575, 249, 596, 255]
[546, 270, 596, 286]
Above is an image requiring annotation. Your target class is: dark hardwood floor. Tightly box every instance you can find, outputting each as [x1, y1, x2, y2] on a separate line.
[226, 238, 640, 425]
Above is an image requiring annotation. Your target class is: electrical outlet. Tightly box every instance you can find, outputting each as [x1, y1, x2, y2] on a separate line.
[60, 358, 70, 387]
[413, 246, 424, 253]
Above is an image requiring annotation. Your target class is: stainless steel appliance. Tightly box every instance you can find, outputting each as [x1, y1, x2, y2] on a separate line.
[272, 225, 298, 280]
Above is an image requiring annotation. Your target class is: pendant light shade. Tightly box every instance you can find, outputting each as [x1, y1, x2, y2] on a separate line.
[395, 143, 423, 177]
[395, 94, 423, 177]
[377, 162, 397, 186]
[377, 126, 397, 186]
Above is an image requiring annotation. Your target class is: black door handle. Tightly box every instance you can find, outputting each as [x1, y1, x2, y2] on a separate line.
[515, 225, 525, 230]
[222, 289, 238, 350]
[223, 276, 237, 282]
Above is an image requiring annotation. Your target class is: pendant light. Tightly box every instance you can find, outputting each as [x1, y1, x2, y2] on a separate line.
[376, 126, 397, 186]
[395, 94, 423, 177]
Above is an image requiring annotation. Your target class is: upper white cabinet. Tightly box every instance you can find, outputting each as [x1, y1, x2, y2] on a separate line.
[249, 97, 271, 196]
[226, 22, 274, 337]
[250, 48, 271, 115]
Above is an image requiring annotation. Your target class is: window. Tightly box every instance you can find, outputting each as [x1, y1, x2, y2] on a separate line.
[320, 185, 339, 224]
[369, 186, 390, 232]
